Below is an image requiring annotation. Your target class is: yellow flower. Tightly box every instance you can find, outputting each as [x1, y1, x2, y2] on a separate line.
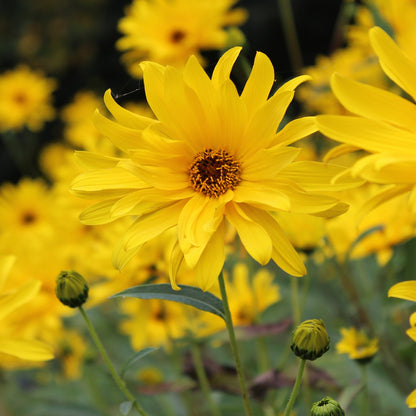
[71, 47, 356, 290]
[316, 27, 416, 215]
[117, 0, 247, 77]
[336, 327, 378, 363]
[0, 255, 54, 361]
[0, 65, 56, 132]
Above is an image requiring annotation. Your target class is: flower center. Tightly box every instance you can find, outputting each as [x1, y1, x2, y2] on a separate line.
[21, 211, 36, 224]
[170, 29, 186, 44]
[188, 148, 241, 198]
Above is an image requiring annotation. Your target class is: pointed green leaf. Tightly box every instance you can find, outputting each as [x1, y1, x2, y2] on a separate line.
[111, 284, 225, 320]
[120, 347, 159, 379]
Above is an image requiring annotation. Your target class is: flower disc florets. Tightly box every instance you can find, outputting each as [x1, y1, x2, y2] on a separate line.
[55, 270, 89, 308]
[188, 148, 241, 198]
[291, 319, 330, 361]
[310, 396, 345, 416]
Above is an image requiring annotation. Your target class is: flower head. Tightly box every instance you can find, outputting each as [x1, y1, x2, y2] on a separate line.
[290, 319, 330, 361]
[0, 65, 56, 132]
[71, 47, 357, 290]
[117, 0, 247, 77]
[316, 27, 416, 215]
[336, 327, 378, 364]
[55, 270, 89, 308]
[310, 397, 345, 416]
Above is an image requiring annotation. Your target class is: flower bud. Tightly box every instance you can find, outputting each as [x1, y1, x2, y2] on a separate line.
[290, 319, 330, 361]
[310, 396, 345, 416]
[55, 270, 89, 308]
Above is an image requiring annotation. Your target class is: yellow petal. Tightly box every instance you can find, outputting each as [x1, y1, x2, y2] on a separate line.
[316, 115, 416, 155]
[240, 205, 306, 276]
[406, 389, 416, 408]
[226, 202, 272, 265]
[323, 144, 360, 162]
[0, 338, 54, 361]
[241, 51, 275, 114]
[71, 167, 145, 199]
[74, 151, 121, 170]
[104, 89, 154, 129]
[274, 116, 318, 147]
[122, 200, 187, 252]
[233, 182, 291, 211]
[388, 280, 416, 301]
[169, 240, 183, 291]
[330, 73, 416, 131]
[194, 221, 226, 291]
[79, 199, 119, 225]
[240, 90, 294, 156]
[93, 110, 142, 152]
[357, 184, 412, 221]
[276, 75, 311, 93]
[369, 27, 416, 101]
[0, 255, 15, 292]
[280, 161, 363, 192]
[0, 280, 41, 321]
[211, 47, 242, 88]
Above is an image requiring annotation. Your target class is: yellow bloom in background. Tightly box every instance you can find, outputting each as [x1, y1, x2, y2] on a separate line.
[117, 0, 247, 77]
[325, 184, 416, 265]
[0, 65, 56, 132]
[407, 389, 416, 408]
[336, 327, 378, 363]
[61, 91, 104, 150]
[297, 46, 387, 115]
[317, 27, 416, 215]
[0, 255, 54, 362]
[72, 47, 358, 290]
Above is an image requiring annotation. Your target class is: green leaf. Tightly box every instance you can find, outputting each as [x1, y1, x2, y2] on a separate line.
[346, 224, 384, 261]
[120, 347, 159, 379]
[119, 401, 133, 415]
[111, 284, 225, 320]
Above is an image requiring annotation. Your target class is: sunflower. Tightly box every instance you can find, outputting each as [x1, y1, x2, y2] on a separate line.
[116, 0, 247, 77]
[0, 65, 56, 132]
[71, 47, 358, 290]
[336, 327, 379, 363]
[316, 27, 416, 215]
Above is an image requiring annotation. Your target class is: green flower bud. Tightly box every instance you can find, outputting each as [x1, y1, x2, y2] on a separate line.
[55, 270, 89, 308]
[310, 396, 345, 416]
[291, 319, 330, 361]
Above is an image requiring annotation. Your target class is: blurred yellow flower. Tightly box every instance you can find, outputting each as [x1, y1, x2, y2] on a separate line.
[0, 65, 56, 132]
[0, 256, 54, 362]
[317, 27, 416, 215]
[71, 47, 358, 290]
[336, 327, 378, 362]
[117, 0, 247, 77]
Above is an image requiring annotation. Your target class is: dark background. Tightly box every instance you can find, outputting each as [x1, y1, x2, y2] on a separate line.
[0, 0, 345, 182]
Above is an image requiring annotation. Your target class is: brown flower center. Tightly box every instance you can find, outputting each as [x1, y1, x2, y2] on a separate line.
[188, 148, 241, 198]
[21, 211, 36, 224]
[13, 92, 28, 105]
[170, 30, 186, 44]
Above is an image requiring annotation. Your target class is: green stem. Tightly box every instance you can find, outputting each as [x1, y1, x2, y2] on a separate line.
[218, 271, 253, 416]
[360, 365, 369, 416]
[78, 306, 149, 416]
[190, 342, 222, 416]
[277, 0, 304, 72]
[283, 359, 306, 416]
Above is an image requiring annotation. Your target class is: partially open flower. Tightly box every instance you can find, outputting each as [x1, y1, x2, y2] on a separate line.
[291, 319, 330, 361]
[310, 397, 345, 416]
[55, 270, 89, 308]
